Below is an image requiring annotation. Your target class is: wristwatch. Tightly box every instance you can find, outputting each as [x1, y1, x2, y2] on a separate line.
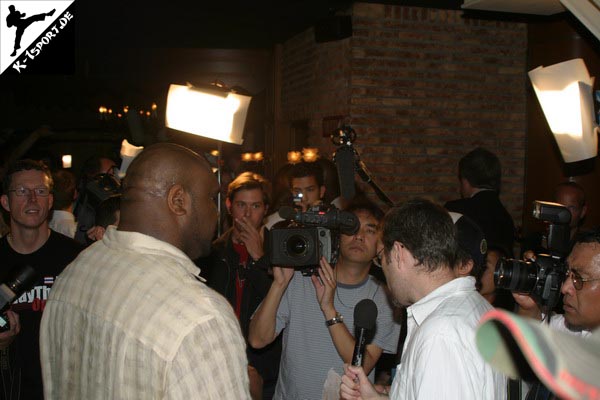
[326, 312, 344, 327]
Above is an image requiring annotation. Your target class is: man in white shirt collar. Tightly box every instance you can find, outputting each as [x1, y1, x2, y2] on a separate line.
[341, 198, 506, 399]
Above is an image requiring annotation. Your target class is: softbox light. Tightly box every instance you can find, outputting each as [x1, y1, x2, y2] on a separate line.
[165, 83, 251, 145]
[528, 58, 598, 163]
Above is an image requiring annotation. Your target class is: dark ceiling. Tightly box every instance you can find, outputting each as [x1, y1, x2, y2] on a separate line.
[77, 1, 464, 49]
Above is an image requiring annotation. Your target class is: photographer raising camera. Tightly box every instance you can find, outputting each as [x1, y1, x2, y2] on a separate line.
[513, 227, 600, 336]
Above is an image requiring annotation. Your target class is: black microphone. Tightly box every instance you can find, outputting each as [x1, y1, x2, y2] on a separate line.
[0, 265, 37, 332]
[334, 146, 356, 201]
[351, 299, 378, 367]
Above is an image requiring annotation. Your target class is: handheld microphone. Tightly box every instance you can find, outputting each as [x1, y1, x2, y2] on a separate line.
[334, 146, 356, 201]
[351, 299, 378, 367]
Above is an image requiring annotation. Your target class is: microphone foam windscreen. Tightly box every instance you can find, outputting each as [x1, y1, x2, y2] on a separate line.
[335, 147, 356, 200]
[278, 206, 296, 220]
[354, 299, 378, 330]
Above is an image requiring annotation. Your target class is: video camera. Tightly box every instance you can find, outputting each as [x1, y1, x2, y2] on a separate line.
[266, 204, 360, 275]
[494, 201, 571, 309]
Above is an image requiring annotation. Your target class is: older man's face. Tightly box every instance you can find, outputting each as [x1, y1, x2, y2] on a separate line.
[562, 242, 600, 330]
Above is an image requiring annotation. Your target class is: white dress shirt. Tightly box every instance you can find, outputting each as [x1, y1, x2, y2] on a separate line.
[40, 226, 250, 399]
[390, 277, 507, 399]
[49, 209, 77, 238]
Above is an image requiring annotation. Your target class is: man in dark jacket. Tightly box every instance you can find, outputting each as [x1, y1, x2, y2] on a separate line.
[445, 147, 515, 256]
[198, 171, 280, 399]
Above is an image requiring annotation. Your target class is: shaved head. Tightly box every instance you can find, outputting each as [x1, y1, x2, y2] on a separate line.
[119, 143, 218, 259]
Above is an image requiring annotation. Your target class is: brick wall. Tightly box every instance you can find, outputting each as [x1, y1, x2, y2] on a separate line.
[280, 3, 527, 228]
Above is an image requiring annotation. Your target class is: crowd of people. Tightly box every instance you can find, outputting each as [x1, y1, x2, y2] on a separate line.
[0, 143, 598, 400]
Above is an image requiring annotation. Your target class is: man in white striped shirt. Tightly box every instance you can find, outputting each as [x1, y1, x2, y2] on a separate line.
[40, 143, 251, 399]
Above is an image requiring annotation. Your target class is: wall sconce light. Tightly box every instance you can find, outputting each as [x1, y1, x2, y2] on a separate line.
[61, 155, 72, 169]
[529, 58, 598, 163]
[241, 152, 264, 162]
[302, 147, 319, 162]
[287, 151, 302, 164]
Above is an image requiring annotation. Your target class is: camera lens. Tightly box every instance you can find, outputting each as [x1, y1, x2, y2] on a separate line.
[286, 235, 308, 257]
[494, 258, 538, 293]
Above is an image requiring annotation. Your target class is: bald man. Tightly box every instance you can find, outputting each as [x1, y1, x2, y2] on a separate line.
[39, 143, 251, 399]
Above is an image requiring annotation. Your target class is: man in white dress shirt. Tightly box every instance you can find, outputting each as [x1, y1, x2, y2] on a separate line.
[340, 198, 506, 399]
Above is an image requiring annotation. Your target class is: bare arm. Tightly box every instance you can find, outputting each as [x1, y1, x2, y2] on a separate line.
[313, 258, 383, 374]
[248, 266, 293, 349]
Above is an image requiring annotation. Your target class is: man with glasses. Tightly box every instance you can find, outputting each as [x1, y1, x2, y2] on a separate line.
[340, 199, 506, 400]
[249, 199, 399, 400]
[198, 171, 278, 399]
[514, 228, 600, 335]
[0, 159, 82, 400]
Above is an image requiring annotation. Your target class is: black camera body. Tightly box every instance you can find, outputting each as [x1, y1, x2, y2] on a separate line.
[0, 265, 37, 332]
[266, 205, 359, 275]
[494, 201, 571, 309]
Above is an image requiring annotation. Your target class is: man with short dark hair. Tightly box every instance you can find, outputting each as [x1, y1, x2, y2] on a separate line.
[40, 143, 251, 399]
[0, 159, 82, 400]
[288, 161, 326, 212]
[341, 198, 506, 399]
[250, 199, 400, 400]
[445, 147, 515, 256]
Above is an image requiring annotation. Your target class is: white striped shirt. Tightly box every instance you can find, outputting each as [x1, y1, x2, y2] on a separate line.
[40, 226, 250, 399]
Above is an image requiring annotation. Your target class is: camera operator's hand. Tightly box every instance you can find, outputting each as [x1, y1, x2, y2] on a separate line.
[0, 311, 20, 349]
[313, 257, 337, 317]
[513, 293, 542, 320]
[234, 217, 264, 261]
[272, 265, 294, 288]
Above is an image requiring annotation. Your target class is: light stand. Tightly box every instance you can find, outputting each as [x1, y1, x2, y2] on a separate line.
[166, 82, 252, 236]
[332, 126, 394, 207]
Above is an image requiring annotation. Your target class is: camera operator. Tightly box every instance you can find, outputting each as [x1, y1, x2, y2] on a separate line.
[513, 227, 600, 336]
[249, 199, 400, 400]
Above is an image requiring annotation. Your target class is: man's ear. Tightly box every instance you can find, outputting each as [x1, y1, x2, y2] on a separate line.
[391, 241, 405, 269]
[456, 259, 474, 277]
[319, 185, 326, 200]
[167, 184, 188, 216]
[1, 195, 9, 213]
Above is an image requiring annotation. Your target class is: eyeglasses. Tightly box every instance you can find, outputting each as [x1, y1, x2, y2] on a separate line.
[565, 269, 600, 291]
[8, 187, 50, 197]
[372, 248, 384, 268]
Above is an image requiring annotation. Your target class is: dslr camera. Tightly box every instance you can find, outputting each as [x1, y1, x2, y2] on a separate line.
[266, 204, 359, 275]
[495, 200, 571, 309]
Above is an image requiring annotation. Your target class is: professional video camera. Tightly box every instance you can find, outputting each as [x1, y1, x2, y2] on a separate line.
[494, 200, 571, 310]
[266, 204, 360, 275]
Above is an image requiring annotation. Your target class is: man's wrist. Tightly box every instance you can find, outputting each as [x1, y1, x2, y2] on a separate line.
[325, 312, 344, 327]
[322, 308, 337, 320]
